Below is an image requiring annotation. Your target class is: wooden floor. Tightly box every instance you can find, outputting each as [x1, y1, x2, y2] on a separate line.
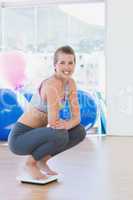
[1, 136, 133, 200]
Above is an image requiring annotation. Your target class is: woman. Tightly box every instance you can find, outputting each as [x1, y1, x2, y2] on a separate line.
[8, 45, 86, 180]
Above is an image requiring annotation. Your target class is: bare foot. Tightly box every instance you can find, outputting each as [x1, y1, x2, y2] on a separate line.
[38, 161, 58, 176]
[25, 162, 49, 180]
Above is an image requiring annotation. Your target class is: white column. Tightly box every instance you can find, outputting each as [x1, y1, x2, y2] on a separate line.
[106, 0, 133, 135]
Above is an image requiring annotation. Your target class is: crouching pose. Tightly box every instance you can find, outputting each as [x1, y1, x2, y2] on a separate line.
[8, 46, 86, 180]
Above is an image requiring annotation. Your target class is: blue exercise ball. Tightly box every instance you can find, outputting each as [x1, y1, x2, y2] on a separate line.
[59, 90, 97, 129]
[24, 92, 32, 102]
[0, 89, 97, 140]
[0, 89, 23, 140]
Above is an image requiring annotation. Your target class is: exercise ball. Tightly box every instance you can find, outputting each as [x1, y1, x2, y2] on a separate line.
[0, 89, 23, 140]
[0, 51, 27, 90]
[59, 90, 97, 129]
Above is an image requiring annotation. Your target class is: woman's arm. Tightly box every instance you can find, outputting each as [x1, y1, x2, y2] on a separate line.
[41, 79, 80, 130]
[56, 79, 80, 130]
[64, 78, 80, 129]
[49, 78, 80, 130]
[40, 80, 65, 128]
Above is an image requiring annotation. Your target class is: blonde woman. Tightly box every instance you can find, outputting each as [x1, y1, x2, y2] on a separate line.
[8, 46, 86, 180]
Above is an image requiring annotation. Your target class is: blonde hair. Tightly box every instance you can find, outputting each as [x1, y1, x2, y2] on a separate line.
[53, 45, 76, 66]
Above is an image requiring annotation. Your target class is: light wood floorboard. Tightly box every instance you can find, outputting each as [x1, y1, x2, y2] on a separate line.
[0, 136, 133, 200]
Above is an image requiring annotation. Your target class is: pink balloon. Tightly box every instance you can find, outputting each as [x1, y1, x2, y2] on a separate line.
[0, 51, 27, 89]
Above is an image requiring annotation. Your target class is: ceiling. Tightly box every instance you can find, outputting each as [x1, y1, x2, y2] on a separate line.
[0, 0, 104, 8]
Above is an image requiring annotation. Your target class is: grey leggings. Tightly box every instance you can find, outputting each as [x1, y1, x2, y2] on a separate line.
[8, 122, 86, 161]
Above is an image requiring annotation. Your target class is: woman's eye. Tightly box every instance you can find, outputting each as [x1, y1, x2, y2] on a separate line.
[60, 62, 65, 65]
[69, 62, 73, 65]
[59, 61, 74, 65]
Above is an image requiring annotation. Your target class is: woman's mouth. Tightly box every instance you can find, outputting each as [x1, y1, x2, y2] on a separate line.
[63, 71, 71, 75]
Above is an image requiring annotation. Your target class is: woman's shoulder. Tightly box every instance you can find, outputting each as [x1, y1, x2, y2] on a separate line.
[40, 76, 59, 96]
[41, 76, 57, 88]
[41, 76, 76, 91]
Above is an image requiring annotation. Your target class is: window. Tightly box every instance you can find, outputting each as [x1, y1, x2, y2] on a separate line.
[4, 8, 34, 51]
[0, 2, 106, 134]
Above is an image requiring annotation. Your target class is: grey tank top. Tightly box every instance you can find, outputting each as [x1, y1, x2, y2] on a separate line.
[30, 80, 70, 113]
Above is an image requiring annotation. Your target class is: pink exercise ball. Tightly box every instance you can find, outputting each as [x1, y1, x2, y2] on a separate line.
[0, 51, 27, 89]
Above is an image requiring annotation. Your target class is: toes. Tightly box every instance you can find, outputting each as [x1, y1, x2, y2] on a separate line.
[37, 174, 49, 180]
[47, 171, 58, 175]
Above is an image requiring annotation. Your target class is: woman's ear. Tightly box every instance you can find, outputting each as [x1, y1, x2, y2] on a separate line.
[54, 64, 56, 72]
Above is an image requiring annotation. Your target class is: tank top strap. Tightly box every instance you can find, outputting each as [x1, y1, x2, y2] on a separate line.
[64, 80, 70, 96]
[38, 78, 49, 96]
[38, 81, 44, 95]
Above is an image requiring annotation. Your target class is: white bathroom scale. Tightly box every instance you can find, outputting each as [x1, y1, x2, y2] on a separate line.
[16, 175, 58, 185]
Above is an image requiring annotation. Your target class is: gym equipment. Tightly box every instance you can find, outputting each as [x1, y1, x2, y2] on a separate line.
[0, 89, 23, 140]
[16, 175, 58, 185]
[0, 89, 103, 141]
[0, 51, 26, 89]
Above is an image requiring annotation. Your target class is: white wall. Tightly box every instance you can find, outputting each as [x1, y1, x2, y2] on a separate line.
[107, 0, 133, 135]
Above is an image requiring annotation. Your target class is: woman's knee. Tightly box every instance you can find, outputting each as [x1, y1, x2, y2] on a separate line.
[76, 124, 87, 141]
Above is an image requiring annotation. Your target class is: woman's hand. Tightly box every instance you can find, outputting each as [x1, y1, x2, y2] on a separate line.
[50, 120, 69, 130]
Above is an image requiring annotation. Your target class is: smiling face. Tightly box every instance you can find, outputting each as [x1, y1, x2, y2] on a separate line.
[54, 53, 75, 79]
